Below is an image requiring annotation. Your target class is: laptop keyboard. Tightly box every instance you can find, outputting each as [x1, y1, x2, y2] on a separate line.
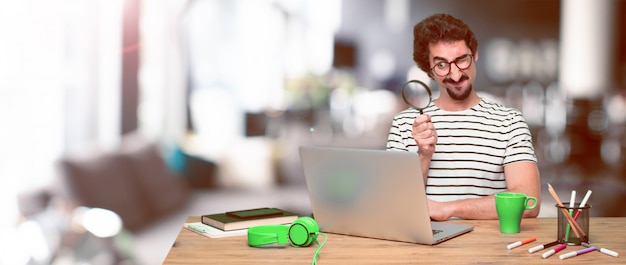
[433, 229, 443, 235]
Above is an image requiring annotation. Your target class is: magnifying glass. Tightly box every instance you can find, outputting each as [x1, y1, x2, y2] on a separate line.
[401, 80, 432, 114]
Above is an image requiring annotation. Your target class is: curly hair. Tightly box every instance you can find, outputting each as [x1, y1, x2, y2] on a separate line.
[413, 14, 478, 76]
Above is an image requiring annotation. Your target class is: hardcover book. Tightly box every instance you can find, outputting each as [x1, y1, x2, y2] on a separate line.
[201, 207, 299, 231]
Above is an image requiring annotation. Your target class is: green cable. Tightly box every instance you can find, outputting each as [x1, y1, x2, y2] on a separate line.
[311, 233, 327, 265]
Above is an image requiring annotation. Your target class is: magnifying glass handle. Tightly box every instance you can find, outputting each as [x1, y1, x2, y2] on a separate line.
[419, 110, 423, 115]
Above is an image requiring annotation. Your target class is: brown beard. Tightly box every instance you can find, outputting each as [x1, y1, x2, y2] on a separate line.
[444, 75, 472, 101]
[447, 84, 473, 101]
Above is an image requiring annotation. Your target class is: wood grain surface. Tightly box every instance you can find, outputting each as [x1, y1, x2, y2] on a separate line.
[163, 216, 625, 264]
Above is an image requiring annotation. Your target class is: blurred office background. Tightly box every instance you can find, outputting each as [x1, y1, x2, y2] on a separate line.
[1, 0, 625, 264]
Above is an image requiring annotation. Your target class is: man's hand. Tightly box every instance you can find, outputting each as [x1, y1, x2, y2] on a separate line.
[428, 196, 505, 220]
[412, 114, 437, 157]
[427, 199, 450, 221]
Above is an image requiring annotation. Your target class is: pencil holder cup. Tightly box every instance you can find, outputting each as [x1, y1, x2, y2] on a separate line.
[556, 203, 590, 245]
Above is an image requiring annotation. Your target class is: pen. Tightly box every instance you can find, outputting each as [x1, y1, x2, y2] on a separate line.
[565, 190, 576, 241]
[559, 246, 596, 260]
[582, 242, 620, 257]
[528, 240, 559, 253]
[541, 243, 567, 259]
[573, 190, 592, 220]
[507, 237, 536, 249]
[187, 223, 208, 233]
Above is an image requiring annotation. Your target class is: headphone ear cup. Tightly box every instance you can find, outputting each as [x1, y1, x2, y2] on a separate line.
[288, 216, 319, 247]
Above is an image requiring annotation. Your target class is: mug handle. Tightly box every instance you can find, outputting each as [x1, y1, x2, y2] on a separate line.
[524, 196, 537, 210]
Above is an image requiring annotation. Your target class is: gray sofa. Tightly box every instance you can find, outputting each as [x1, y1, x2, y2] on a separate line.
[17, 134, 311, 264]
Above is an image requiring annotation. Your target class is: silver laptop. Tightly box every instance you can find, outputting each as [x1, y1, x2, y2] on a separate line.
[299, 146, 473, 245]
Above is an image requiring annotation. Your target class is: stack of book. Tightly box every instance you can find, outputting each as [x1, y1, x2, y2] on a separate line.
[202, 207, 299, 231]
[184, 207, 299, 238]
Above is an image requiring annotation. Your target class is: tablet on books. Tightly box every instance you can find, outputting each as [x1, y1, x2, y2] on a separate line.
[299, 146, 473, 245]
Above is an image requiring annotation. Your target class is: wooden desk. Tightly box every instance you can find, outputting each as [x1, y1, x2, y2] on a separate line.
[164, 216, 625, 264]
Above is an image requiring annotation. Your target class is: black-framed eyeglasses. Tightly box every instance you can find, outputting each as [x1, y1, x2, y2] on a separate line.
[430, 54, 473, 77]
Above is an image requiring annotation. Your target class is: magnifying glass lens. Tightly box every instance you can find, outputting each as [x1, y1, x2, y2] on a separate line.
[401, 80, 432, 114]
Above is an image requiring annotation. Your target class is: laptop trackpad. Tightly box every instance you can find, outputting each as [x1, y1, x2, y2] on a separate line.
[431, 222, 473, 243]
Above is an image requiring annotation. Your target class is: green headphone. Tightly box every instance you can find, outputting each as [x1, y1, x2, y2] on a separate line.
[248, 216, 327, 264]
[247, 216, 320, 247]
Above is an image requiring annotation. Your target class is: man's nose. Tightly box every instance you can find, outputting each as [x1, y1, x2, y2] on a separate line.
[448, 63, 463, 81]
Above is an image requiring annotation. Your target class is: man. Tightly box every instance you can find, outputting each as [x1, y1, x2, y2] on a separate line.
[386, 14, 541, 220]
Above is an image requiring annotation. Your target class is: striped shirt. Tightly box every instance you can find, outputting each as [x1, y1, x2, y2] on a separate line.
[386, 98, 537, 202]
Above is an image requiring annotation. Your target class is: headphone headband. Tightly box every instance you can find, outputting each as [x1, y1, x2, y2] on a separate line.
[247, 225, 289, 246]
